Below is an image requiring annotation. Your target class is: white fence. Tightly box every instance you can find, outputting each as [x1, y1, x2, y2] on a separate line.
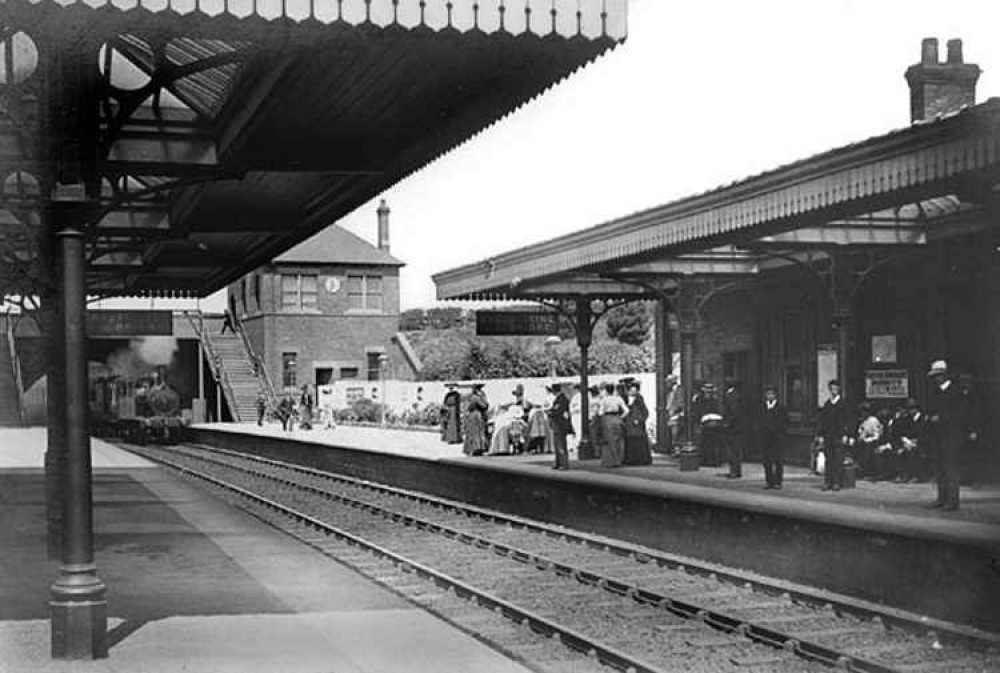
[318, 373, 659, 415]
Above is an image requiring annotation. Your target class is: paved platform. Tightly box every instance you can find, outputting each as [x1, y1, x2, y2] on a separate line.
[0, 428, 534, 673]
[200, 422, 1000, 530]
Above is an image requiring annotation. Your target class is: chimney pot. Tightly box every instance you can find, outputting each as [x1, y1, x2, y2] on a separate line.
[376, 198, 390, 253]
[905, 37, 980, 123]
[921, 37, 939, 64]
[946, 39, 963, 64]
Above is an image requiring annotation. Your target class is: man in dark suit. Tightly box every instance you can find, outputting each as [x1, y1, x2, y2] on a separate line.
[926, 360, 972, 510]
[816, 379, 850, 491]
[722, 380, 744, 478]
[758, 385, 788, 489]
[547, 382, 574, 470]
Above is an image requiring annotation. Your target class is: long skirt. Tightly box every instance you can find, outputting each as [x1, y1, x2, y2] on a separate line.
[463, 411, 487, 456]
[441, 408, 462, 443]
[623, 432, 652, 465]
[600, 415, 624, 467]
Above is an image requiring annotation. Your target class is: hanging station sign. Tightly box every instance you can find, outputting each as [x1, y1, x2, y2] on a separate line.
[86, 310, 174, 336]
[865, 369, 909, 399]
[476, 310, 561, 336]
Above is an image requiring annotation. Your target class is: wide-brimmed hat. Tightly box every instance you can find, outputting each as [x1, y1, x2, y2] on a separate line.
[700, 382, 716, 391]
[927, 360, 948, 376]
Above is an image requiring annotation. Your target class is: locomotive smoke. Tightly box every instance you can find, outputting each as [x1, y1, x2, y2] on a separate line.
[135, 337, 178, 366]
[106, 337, 178, 379]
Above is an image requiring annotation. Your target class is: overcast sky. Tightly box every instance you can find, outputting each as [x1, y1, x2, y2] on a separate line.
[197, 0, 1000, 312]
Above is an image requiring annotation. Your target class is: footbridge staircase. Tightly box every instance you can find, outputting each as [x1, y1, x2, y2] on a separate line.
[184, 311, 277, 422]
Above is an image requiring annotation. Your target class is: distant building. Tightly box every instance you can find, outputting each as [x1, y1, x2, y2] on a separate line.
[226, 200, 421, 397]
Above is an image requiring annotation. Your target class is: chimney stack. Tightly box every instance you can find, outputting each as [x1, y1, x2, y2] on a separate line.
[905, 38, 980, 123]
[376, 198, 390, 253]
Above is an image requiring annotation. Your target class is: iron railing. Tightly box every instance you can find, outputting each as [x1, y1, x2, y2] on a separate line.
[183, 309, 241, 422]
[233, 313, 278, 415]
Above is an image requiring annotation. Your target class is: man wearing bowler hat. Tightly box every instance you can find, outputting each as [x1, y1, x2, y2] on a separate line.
[547, 382, 574, 470]
[926, 360, 972, 510]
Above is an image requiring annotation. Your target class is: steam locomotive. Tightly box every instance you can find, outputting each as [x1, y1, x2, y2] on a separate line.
[90, 369, 186, 444]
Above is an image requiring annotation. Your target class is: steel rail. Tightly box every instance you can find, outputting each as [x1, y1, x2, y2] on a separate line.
[141, 449, 669, 673]
[141, 445, 912, 673]
[181, 441, 999, 649]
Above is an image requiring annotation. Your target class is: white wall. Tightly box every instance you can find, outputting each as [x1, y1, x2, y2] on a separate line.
[321, 373, 659, 415]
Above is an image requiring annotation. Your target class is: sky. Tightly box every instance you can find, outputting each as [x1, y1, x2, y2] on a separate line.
[172, 0, 1000, 312]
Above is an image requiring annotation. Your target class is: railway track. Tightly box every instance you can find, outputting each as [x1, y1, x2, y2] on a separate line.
[128, 442, 1000, 673]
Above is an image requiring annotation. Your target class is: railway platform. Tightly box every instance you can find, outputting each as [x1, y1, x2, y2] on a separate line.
[0, 428, 537, 672]
[195, 422, 1000, 527]
[188, 422, 1000, 632]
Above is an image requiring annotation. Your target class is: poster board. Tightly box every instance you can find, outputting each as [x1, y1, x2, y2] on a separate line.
[816, 344, 839, 404]
[865, 369, 909, 399]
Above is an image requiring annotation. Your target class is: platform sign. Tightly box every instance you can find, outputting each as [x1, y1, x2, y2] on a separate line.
[86, 310, 173, 336]
[476, 310, 561, 336]
[865, 369, 909, 399]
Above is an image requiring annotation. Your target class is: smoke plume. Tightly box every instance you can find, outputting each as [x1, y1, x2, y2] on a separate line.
[105, 337, 178, 379]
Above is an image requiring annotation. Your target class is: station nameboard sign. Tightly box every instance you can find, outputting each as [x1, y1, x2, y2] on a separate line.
[865, 369, 909, 399]
[86, 310, 173, 336]
[476, 310, 561, 336]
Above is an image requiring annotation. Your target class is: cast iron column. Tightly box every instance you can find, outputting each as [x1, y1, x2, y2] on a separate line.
[43, 283, 66, 560]
[835, 308, 851, 397]
[653, 298, 674, 453]
[575, 299, 594, 460]
[50, 226, 107, 659]
[680, 324, 697, 449]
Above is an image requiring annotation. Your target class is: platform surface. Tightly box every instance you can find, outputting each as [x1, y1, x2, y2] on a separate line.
[197, 422, 1000, 531]
[0, 428, 534, 673]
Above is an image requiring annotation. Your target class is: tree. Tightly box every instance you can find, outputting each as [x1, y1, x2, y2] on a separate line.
[399, 308, 426, 331]
[425, 306, 465, 330]
[604, 302, 652, 346]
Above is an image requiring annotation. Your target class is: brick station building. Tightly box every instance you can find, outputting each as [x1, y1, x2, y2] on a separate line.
[225, 201, 419, 392]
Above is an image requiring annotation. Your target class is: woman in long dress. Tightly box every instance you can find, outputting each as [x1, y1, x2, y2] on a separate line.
[440, 384, 462, 444]
[463, 384, 489, 456]
[622, 381, 653, 465]
[599, 382, 627, 467]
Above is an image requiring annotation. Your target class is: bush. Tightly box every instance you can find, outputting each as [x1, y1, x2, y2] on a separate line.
[399, 402, 442, 427]
[334, 397, 385, 423]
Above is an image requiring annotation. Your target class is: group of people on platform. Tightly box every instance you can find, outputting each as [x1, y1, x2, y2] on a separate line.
[258, 383, 337, 433]
[660, 358, 978, 509]
[439, 378, 654, 470]
[815, 359, 977, 510]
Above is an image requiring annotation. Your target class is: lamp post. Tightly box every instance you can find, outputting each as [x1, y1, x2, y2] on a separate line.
[379, 354, 389, 426]
[543, 335, 561, 378]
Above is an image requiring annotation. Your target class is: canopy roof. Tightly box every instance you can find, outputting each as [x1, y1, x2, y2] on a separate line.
[434, 99, 1000, 301]
[0, 0, 626, 298]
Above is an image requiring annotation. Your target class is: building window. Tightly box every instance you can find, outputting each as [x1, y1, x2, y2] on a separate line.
[282, 352, 297, 388]
[240, 278, 248, 315]
[301, 274, 317, 310]
[347, 274, 383, 312]
[281, 274, 318, 311]
[340, 367, 359, 380]
[367, 353, 383, 381]
[253, 274, 261, 309]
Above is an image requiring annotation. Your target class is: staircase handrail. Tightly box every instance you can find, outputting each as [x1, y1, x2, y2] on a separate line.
[183, 309, 241, 422]
[233, 314, 278, 412]
[3, 311, 25, 425]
